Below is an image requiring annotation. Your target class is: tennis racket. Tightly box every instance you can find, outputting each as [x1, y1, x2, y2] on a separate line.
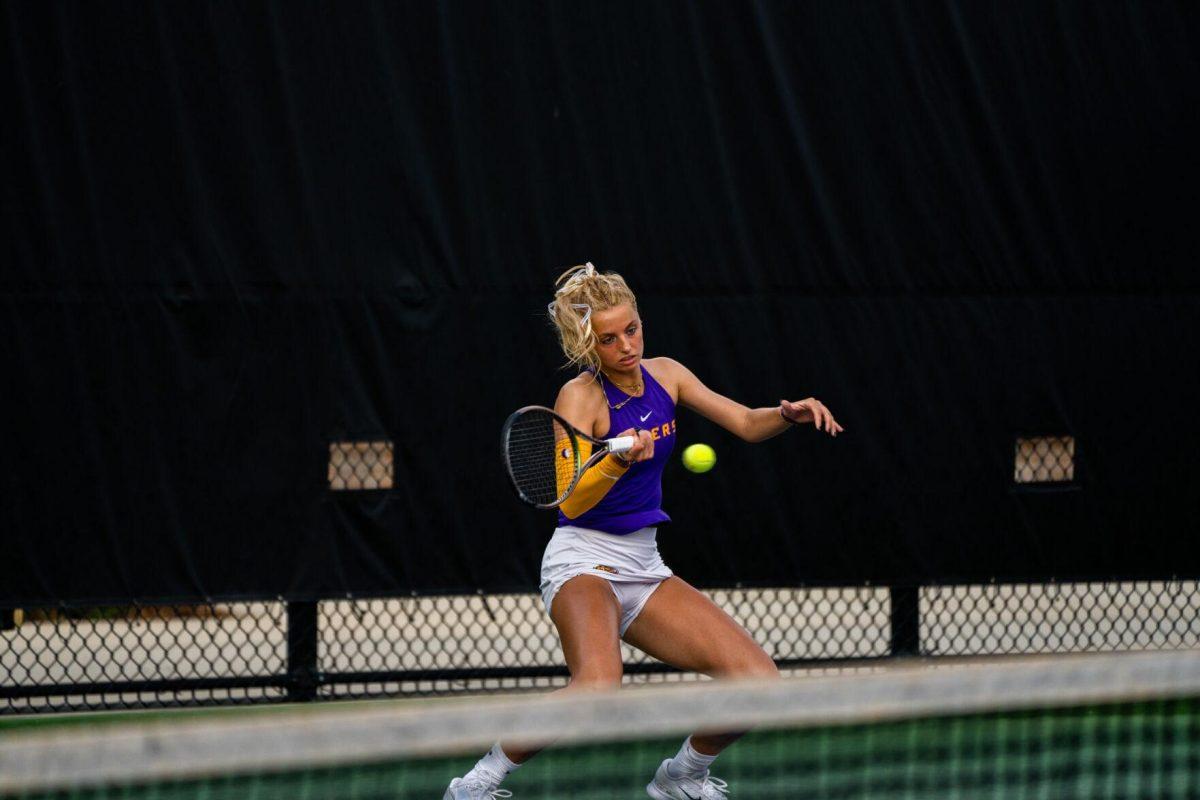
[501, 405, 637, 509]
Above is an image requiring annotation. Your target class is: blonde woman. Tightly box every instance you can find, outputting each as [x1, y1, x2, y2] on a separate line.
[445, 263, 842, 800]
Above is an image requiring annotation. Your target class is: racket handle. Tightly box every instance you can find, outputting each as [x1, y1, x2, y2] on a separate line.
[606, 436, 637, 455]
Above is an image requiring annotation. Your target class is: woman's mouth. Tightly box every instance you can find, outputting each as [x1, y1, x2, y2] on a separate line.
[619, 355, 637, 365]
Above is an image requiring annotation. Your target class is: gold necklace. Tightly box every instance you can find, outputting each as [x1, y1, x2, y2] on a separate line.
[599, 370, 643, 410]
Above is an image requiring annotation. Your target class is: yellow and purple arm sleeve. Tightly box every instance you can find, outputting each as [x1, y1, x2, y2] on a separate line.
[557, 438, 630, 519]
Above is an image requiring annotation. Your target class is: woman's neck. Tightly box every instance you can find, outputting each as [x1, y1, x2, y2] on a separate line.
[600, 365, 642, 391]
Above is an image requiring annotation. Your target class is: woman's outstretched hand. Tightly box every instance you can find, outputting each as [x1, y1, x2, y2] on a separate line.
[780, 398, 843, 436]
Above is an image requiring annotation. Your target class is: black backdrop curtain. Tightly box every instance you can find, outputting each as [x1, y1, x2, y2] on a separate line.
[3, 2, 1198, 604]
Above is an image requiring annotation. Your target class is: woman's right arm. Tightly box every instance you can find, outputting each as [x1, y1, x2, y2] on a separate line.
[554, 379, 653, 519]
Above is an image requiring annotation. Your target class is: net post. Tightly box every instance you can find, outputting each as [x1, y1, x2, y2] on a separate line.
[286, 600, 319, 701]
[889, 585, 920, 656]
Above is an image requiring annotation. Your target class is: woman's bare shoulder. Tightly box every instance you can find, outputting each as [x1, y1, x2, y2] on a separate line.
[641, 357, 687, 402]
[556, 371, 604, 408]
[560, 370, 601, 393]
[642, 356, 685, 374]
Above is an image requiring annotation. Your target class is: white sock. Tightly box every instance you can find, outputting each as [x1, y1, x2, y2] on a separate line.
[462, 742, 520, 787]
[665, 736, 718, 779]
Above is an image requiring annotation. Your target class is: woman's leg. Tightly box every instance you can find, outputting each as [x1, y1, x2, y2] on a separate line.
[449, 574, 625, 796]
[622, 576, 779, 755]
[500, 573, 625, 762]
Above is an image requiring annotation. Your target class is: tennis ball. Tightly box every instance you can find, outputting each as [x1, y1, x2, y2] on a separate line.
[682, 443, 716, 473]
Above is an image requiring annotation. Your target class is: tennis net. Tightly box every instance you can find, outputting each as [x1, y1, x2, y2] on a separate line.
[2, 649, 1198, 799]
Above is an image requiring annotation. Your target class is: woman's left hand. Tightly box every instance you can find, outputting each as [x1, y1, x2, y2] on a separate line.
[781, 398, 843, 436]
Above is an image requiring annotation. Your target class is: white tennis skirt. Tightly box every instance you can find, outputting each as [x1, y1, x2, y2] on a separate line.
[540, 525, 674, 635]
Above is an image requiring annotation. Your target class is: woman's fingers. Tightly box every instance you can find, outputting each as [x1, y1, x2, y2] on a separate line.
[616, 428, 642, 460]
[817, 404, 840, 435]
[814, 403, 826, 432]
[616, 428, 654, 462]
[826, 410, 844, 436]
[637, 429, 655, 461]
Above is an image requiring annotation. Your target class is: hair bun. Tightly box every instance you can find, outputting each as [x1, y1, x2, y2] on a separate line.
[554, 262, 597, 294]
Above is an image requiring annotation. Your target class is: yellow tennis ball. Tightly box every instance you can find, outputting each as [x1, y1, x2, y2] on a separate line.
[682, 443, 716, 473]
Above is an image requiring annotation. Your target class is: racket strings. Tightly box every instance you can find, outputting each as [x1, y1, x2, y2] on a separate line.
[506, 412, 574, 506]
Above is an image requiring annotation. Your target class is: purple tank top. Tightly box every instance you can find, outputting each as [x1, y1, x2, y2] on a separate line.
[557, 365, 677, 535]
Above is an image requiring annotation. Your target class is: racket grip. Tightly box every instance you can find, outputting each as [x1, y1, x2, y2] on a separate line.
[606, 436, 637, 455]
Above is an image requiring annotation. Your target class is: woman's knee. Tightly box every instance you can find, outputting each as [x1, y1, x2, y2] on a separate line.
[715, 648, 779, 680]
[747, 656, 781, 680]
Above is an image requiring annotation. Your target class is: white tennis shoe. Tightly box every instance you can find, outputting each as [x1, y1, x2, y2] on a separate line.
[442, 776, 513, 799]
[646, 759, 730, 799]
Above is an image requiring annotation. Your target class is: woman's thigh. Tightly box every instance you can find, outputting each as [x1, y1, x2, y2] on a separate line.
[622, 576, 777, 678]
[549, 574, 625, 685]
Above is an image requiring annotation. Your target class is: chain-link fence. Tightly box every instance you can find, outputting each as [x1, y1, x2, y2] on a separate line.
[1014, 435, 1075, 484]
[4, 579, 1198, 714]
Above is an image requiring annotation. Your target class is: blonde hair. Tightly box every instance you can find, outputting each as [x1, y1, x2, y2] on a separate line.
[547, 262, 638, 373]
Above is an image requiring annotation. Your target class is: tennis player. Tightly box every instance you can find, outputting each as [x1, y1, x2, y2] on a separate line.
[446, 263, 842, 800]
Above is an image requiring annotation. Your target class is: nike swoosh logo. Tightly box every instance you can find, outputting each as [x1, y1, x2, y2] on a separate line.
[639, 411, 653, 422]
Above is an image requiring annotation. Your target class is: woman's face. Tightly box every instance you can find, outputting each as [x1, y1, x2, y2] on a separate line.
[591, 303, 643, 374]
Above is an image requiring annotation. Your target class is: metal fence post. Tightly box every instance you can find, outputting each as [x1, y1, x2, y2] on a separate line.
[889, 586, 920, 656]
[286, 600, 319, 701]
